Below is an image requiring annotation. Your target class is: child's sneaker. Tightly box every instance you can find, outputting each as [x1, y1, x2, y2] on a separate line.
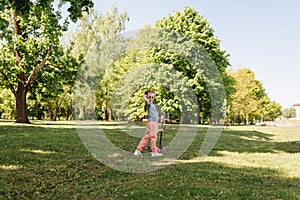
[151, 152, 163, 157]
[133, 150, 142, 156]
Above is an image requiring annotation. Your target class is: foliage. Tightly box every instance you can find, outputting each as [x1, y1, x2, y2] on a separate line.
[258, 97, 282, 121]
[108, 26, 218, 123]
[112, 63, 197, 122]
[152, 6, 232, 123]
[228, 68, 279, 123]
[0, 3, 283, 123]
[29, 44, 80, 120]
[107, 13, 230, 123]
[71, 5, 128, 120]
[282, 107, 296, 119]
[72, 6, 232, 123]
[0, 0, 94, 123]
[0, 89, 15, 119]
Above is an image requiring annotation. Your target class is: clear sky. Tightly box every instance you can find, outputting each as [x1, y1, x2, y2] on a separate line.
[91, 0, 300, 108]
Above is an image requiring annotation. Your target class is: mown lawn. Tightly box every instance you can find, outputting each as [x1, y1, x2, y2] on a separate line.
[0, 120, 299, 199]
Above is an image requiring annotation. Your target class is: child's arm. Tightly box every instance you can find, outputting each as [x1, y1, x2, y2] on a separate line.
[143, 94, 150, 105]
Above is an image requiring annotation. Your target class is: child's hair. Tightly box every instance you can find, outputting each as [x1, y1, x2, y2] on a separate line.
[144, 90, 149, 112]
[148, 90, 155, 95]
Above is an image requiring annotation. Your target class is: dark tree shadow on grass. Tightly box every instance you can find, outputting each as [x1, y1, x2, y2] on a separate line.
[181, 129, 300, 159]
[213, 130, 300, 154]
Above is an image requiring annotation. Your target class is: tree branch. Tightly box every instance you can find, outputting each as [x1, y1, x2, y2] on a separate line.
[26, 47, 52, 88]
[13, 9, 23, 65]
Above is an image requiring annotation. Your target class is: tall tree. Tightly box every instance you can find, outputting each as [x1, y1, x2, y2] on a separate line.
[154, 6, 233, 123]
[229, 68, 267, 124]
[71, 6, 128, 120]
[0, 0, 93, 123]
[110, 28, 205, 123]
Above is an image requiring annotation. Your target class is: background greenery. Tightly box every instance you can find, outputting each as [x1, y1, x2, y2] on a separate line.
[0, 3, 283, 124]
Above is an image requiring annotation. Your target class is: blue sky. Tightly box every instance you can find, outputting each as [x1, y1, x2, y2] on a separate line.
[90, 0, 300, 108]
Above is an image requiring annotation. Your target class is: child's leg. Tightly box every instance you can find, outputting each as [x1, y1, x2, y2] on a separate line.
[136, 121, 158, 151]
[136, 122, 151, 151]
[148, 121, 158, 152]
[136, 137, 149, 151]
[150, 135, 157, 152]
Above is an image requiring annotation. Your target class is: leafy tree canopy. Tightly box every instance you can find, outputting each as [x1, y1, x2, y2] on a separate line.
[228, 68, 281, 123]
[0, 0, 94, 123]
[282, 107, 296, 119]
[152, 7, 231, 123]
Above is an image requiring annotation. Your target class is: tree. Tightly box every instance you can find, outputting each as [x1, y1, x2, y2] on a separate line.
[108, 26, 216, 123]
[153, 6, 233, 123]
[70, 6, 128, 120]
[228, 68, 282, 123]
[258, 96, 282, 121]
[282, 108, 296, 119]
[112, 63, 197, 122]
[229, 68, 269, 124]
[0, 0, 93, 123]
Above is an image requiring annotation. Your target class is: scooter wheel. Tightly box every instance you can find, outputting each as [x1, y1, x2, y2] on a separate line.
[145, 146, 151, 151]
[158, 147, 166, 152]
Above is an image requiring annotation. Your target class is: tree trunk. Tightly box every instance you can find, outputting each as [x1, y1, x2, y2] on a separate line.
[196, 97, 200, 124]
[66, 106, 72, 120]
[109, 108, 113, 121]
[105, 102, 110, 121]
[182, 107, 191, 124]
[37, 110, 43, 120]
[47, 105, 53, 121]
[13, 10, 30, 124]
[208, 116, 212, 125]
[53, 107, 58, 121]
[104, 108, 108, 121]
[15, 83, 30, 123]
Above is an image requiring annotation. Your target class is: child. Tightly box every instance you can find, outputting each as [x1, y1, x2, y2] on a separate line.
[133, 90, 163, 157]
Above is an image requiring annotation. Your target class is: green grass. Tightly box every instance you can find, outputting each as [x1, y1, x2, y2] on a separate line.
[0, 120, 299, 199]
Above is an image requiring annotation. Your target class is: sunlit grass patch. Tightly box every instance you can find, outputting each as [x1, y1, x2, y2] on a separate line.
[228, 123, 300, 142]
[176, 151, 300, 178]
[0, 165, 22, 170]
[0, 120, 76, 129]
[20, 148, 57, 154]
[239, 135, 270, 141]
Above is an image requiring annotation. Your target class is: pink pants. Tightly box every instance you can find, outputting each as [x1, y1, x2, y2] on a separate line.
[136, 121, 158, 152]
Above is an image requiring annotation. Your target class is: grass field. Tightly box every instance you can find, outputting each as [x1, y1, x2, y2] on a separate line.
[0, 120, 299, 199]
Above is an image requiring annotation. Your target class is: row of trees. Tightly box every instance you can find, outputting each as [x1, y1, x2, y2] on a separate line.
[0, 2, 283, 124]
